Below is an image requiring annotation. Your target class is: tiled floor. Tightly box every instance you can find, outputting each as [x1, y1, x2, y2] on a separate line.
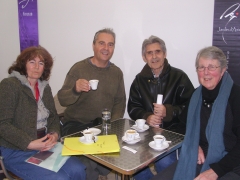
[108, 171, 121, 180]
[107, 163, 156, 180]
[107, 171, 133, 180]
[0, 171, 121, 180]
[0, 171, 129, 180]
[0, 165, 6, 180]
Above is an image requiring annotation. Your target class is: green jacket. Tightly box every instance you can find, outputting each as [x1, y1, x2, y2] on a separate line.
[0, 76, 59, 151]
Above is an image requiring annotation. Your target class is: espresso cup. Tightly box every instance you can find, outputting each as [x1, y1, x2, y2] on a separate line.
[125, 129, 139, 141]
[135, 119, 146, 129]
[153, 135, 166, 147]
[83, 130, 93, 142]
[89, 80, 99, 90]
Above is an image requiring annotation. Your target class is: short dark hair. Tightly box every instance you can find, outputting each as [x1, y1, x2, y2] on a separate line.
[93, 28, 115, 44]
[8, 46, 53, 81]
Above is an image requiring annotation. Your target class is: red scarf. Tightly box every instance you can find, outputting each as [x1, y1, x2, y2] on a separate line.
[35, 82, 40, 102]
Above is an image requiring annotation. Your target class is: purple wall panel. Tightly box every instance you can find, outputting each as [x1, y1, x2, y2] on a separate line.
[213, 1, 240, 85]
[18, 0, 39, 52]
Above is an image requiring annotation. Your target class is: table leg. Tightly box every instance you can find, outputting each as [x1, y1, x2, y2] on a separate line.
[121, 174, 130, 180]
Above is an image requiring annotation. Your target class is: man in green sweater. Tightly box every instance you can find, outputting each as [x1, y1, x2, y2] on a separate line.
[58, 28, 126, 180]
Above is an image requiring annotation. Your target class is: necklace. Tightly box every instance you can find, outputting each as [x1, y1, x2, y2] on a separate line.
[202, 99, 214, 108]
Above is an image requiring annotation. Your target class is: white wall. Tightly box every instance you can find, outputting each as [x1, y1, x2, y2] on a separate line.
[0, 0, 214, 117]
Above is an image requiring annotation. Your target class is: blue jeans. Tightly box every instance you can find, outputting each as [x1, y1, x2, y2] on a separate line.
[134, 150, 177, 180]
[0, 146, 86, 180]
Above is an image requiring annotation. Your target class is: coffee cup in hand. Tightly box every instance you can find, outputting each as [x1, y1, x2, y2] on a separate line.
[83, 130, 93, 142]
[135, 119, 146, 129]
[153, 135, 166, 147]
[89, 80, 99, 90]
[125, 129, 139, 141]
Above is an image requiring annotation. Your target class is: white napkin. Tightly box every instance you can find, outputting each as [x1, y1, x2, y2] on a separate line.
[157, 94, 163, 104]
[122, 146, 137, 154]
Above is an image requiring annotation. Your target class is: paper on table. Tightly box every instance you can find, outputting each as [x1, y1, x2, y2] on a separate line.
[62, 135, 120, 155]
[26, 142, 70, 172]
[122, 146, 137, 154]
[157, 94, 163, 104]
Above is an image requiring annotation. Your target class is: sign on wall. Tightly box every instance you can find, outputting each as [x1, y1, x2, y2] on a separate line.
[18, 0, 39, 52]
[212, 0, 240, 85]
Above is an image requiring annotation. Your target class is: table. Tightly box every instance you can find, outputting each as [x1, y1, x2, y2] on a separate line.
[62, 118, 184, 180]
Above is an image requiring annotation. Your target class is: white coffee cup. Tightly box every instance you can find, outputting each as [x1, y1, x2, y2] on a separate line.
[83, 130, 93, 142]
[153, 135, 166, 147]
[89, 80, 99, 90]
[125, 129, 139, 141]
[135, 119, 146, 129]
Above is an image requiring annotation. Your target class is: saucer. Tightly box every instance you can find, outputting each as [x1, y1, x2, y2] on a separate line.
[83, 128, 101, 136]
[149, 141, 169, 151]
[79, 136, 98, 144]
[131, 124, 149, 132]
[122, 136, 141, 144]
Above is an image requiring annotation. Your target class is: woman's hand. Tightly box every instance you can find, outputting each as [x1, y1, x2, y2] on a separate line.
[27, 132, 58, 151]
[198, 146, 205, 164]
[194, 168, 218, 180]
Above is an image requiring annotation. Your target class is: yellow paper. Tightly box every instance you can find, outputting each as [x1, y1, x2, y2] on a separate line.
[62, 135, 120, 155]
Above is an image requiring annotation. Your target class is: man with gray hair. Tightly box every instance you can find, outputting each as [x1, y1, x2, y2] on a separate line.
[58, 28, 126, 180]
[128, 35, 194, 180]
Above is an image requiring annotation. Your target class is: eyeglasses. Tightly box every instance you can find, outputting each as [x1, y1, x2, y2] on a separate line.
[196, 65, 220, 72]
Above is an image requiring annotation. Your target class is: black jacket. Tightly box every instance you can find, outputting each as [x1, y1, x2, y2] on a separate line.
[127, 59, 194, 133]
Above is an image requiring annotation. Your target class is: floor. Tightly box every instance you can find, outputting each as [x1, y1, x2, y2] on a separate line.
[0, 174, 117, 180]
[0, 172, 6, 180]
[0, 165, 6, 180]
[0, 166, 139, 180]
[105, 170, 135, 180]
[0, 171, 120, 180]
[108, 171, 119, 180]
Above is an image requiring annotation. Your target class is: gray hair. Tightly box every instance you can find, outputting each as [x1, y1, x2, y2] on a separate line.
[142, 35, 167, 56]
[195, 46, 228, 70]
[93, 28, 116, 44]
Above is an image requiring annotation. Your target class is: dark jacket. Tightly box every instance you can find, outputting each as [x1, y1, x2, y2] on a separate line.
[201, 83, 240, 177]
[128, 59, 194, 133]
[0, 76, 59, 150]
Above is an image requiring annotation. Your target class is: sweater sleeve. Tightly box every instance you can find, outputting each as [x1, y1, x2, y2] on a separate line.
[111, 70, 126, 120]
[57, 65, 82, 107]
[210, 84, 240, 177]
[210, 127, 240, 177]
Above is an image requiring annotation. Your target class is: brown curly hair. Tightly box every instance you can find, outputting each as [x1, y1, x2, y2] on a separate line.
[8, 46, 53, 81]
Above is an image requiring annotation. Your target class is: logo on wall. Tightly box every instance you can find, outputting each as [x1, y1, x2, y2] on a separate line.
[213, 0, 240, 86]
[18, 0, 39, 52]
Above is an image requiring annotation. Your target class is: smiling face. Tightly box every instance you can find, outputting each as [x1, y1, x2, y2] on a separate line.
[143, 43, 166, 73]
[197, 57, 226, 90]
[92, 32, 115, 67]
[26, 56, 45, 83]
